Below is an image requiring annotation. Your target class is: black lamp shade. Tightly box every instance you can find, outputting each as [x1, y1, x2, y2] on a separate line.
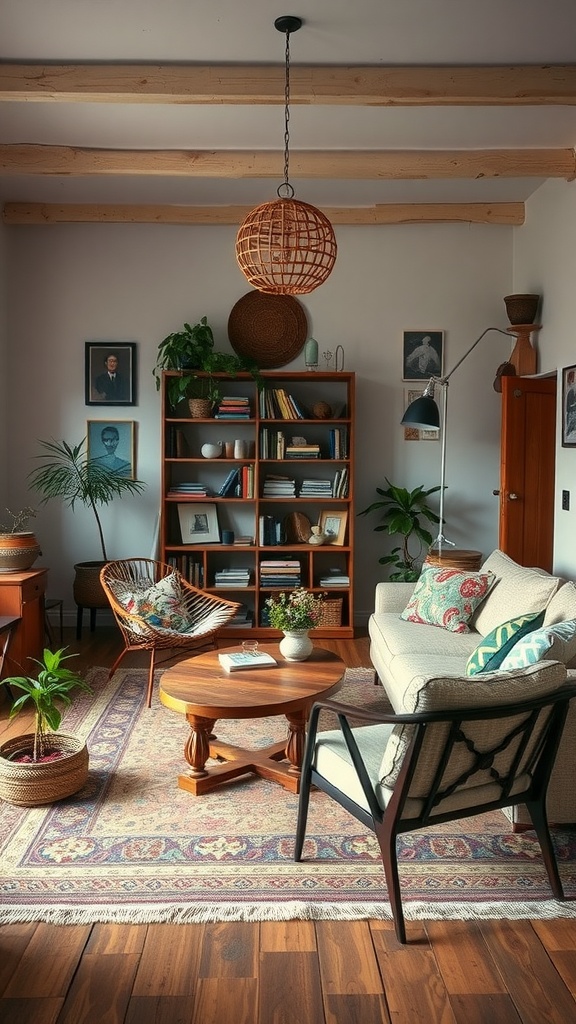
[401, 394, 440, 430]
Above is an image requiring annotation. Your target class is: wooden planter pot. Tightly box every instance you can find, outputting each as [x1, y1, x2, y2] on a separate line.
[0, 733, 89, 806]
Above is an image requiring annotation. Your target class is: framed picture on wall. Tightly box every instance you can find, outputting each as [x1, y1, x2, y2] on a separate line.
[85, 342, 137, 406]
[178, 503, 220, 544]
[87, 420, 136, 479]
[318, 509, 348, 546]
[402, 331, 443, 381]
[403, 388, 439, 442]
[562, 364, 576, 447]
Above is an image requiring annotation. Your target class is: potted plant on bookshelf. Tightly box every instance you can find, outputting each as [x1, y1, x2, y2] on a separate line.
[265, 588, 325, 661]
[0, 506, 41, 574]
[28, 438, 146, 608]
[153, 315, 262, 415]
[0, 647, 92, 806]
[359, 479, 441, 581]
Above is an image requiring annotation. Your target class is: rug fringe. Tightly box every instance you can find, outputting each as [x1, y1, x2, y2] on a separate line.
[1, 899, 576, 926]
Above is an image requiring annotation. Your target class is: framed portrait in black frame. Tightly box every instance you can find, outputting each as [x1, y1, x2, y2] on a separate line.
[85, 342, 137, 406]
[402, 331, 443, 381]
[562, 364, 576, 447]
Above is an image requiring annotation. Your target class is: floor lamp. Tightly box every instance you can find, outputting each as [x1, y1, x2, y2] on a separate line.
[401, 327, 511, 554]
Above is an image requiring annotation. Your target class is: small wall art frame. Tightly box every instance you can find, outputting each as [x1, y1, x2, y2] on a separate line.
[562, 363, 576, 447]
[85, 341, 137, 406]
[403, 388, 439, 442]
[86, 420, 136, 479]
[178, 502, 220, 544]
[319, 509, 348, 546]
[402, 331, 443, 381]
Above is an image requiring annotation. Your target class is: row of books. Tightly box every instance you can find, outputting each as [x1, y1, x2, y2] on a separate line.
[258, 514, 283, 546]
[166, 554, 204, 587]
[328, 427, 349, 459]
[218, 465, 255, 498]
[259, 559, 302, 587]
[214, 567, 251, 588]
[214, 396, 252, 419]
[259, 388, 306, 420]
[299, 478, 333, 497]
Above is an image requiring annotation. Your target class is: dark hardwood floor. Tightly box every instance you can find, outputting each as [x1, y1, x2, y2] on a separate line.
[1, 624, 576, 1023]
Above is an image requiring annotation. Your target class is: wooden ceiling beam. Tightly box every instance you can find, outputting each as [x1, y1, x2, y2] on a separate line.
[1, 145, 573, 180]
[2, 202, 525, 226]
[1, 63, 576, 105]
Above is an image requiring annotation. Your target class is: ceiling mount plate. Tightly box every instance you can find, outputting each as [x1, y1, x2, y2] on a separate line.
[274, 15, 302, 34]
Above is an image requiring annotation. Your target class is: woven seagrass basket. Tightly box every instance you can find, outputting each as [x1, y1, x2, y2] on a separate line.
[317, 597, 343, 627]
[188, 398, 212, 418]
[0, 732, 89, 806]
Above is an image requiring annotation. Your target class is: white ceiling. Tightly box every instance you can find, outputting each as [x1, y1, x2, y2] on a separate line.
[1, 0, 576, 209]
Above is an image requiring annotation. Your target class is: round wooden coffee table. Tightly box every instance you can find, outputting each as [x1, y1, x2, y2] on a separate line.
[159, 644, 345, 795]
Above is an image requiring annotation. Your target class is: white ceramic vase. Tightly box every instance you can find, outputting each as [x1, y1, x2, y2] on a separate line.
[279, 629, 313, 662]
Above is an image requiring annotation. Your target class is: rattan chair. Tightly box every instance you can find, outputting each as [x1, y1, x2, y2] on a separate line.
[295, 671, 576, 943]
[100, 558, 240, 707]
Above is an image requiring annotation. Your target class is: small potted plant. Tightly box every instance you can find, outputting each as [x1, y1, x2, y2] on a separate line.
[0, 506, 41, 573]
[0, 647, 92, 806]
[359, 478, 441, 581]
[265, 587, 325, 661]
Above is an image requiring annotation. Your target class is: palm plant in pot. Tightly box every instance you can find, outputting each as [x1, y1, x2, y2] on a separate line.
[359, 478, 441, 581]
[0, 506, 41, 574]
[0, 647, 92, 806]
[28, 438, 146, 608]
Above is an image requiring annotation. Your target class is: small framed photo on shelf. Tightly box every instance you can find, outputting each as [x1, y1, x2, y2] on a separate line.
[403, 389, 439, 442]
[85, 341, 137, 406]
[87, 420, 136, 479]
[319, 509, 348, 546]
[178, 502, 220, 544]
[562, 364, 576, 447]
[402, 331, 443, 381]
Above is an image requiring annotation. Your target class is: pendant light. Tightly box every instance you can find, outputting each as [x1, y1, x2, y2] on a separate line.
[235, 16, 337, 295]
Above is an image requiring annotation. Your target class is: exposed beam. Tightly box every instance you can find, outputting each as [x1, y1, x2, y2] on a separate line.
[2, 202, 525, 226]
[1, 63, 576, 105]
[1, 145, 573, 180]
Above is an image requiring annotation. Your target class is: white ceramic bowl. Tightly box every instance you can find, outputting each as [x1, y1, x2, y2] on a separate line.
[201, 443, 223, 459]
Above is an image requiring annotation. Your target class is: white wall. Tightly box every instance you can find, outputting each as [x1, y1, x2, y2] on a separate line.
[0, 223, 7, 508]
[513, 179, 576, 581]
[5, 221, 513, 620]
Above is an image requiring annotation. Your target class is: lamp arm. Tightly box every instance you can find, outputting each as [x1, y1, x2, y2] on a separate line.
[442, 326, 511, 385]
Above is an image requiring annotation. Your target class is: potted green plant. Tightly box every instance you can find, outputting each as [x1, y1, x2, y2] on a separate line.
[0, 506, 41, 573]
[0, 647, 92, 805]
[28, 438, 146, 607]
[359, 479, 441, 581]
[153, 315, 262, 414]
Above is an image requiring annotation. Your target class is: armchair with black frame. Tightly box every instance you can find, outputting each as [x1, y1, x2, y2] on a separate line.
[294, 665, 576, 944]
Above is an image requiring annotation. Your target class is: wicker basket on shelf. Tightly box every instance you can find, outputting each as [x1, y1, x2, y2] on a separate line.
[317, 597, 343, 627]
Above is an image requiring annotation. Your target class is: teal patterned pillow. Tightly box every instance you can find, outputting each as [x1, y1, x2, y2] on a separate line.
[111, 572, 192, 632]
[466, 611, 545, 676]
[400, 566, 495, 634]
[499, 619, 576, 670]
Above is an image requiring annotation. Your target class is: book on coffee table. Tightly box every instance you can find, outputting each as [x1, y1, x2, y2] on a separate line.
[218, 650, 278, 672]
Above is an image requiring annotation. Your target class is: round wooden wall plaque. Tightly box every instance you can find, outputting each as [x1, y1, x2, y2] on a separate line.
[227, 291, 308, 369]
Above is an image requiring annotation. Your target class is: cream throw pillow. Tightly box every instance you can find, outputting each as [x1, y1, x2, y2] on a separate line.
[472, 549, 563, 637]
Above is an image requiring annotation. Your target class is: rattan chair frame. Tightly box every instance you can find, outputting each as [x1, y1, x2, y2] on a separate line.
[100, 558, 240, 707]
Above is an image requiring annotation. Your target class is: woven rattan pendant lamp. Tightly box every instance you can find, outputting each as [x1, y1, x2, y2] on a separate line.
[235, 16, 337, 295]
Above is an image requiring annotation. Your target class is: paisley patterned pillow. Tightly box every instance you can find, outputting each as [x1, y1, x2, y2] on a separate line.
[400, 566, 495, 634]
[110, 572, 192, 632]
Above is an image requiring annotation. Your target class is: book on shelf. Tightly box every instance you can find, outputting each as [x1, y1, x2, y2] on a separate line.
[218, 650, 278, 672]
[218, 468, 241, 497]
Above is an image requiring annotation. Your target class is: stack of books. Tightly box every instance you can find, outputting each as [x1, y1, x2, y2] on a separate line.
[258, 515, 283, 546]
[299, 478, 333, 497]
[285, 444, 320, 459]
[214, 567, 251, 588]
[320, 569, 350, 587]
[214, 396, 251, 419]
[332, 466, 349, 497]
[262, 474, 296, 497]
[169, 482, 210, 497]
[259, 559, 301, 587]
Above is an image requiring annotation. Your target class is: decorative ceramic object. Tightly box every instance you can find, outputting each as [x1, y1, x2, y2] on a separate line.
[279, 629, 314, 662]
[503, 293, 540, 326]
[335, 344, 345, 371]
[312, 401, 332, 419]
[234, 439, 248, 459]
[201, 442, 223, 459]
[0, 532, 41, 573]
[308, 526, 325, 546]
[304, 336, 319, 370]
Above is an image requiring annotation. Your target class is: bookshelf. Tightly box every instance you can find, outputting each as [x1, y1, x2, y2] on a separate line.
[161, 370, 355, 639]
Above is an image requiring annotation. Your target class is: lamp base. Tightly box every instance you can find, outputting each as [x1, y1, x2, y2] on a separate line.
[426, 548, 483, 572]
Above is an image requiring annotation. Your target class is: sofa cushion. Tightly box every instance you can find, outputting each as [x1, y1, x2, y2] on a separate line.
[400, 566, 495, 634]
[379, 660, 567, 790]
[543, 582, 576, 626]
[465, 611, 545, 676]
[472, 550, 563, 637]
[499, 619, 576, 670]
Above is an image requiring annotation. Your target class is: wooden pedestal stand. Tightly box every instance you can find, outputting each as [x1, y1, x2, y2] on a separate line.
[506, 324, 540, 376]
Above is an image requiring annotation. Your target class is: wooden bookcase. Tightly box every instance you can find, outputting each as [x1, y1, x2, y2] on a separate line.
[160, 370, 355, 639]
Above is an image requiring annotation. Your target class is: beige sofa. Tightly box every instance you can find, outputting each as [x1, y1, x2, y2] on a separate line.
[368, 549, 576, 826]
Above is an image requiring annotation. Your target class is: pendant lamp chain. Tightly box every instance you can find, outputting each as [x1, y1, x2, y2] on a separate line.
[280, 28, 294, 199]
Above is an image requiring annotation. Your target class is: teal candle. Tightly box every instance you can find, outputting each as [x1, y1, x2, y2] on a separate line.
[305, 337, 319, 369]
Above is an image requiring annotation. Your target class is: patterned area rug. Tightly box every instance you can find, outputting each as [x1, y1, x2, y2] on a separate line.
[1, 665, 575, 925]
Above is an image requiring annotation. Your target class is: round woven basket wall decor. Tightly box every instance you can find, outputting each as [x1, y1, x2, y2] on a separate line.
[227, 291, 308, 369]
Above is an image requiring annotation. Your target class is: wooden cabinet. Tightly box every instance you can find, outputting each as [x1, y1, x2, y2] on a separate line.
[161, 371, 355, 638]
[0, 568, 48, 674]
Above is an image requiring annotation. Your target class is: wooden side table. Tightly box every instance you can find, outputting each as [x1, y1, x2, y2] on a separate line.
[425, 549, 483, 571]
[0, 569, 48, 673]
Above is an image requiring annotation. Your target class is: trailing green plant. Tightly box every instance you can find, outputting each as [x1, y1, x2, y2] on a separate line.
[153, 315, 263, 409]
[265, 588, 325, 630]
[28, 439, 146, 561]
[359, 478, 441, 581]
[0, 506, 37, 533]
[0, 647, 92, 762]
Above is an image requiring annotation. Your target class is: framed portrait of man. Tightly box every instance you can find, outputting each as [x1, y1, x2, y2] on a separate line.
[85, 342, 137, 406]
[87, 420, 136, 479]
[402, 331, 444, 381]
[562, 364, 576, 447]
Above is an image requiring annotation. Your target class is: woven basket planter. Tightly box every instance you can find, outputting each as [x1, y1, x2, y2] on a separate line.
[0, 532, 41, 573]
[0, 732, 89, 806]
[73, 560, 109, 609]
[503, 293, 540, 326]
[188, 398, 212, 418]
